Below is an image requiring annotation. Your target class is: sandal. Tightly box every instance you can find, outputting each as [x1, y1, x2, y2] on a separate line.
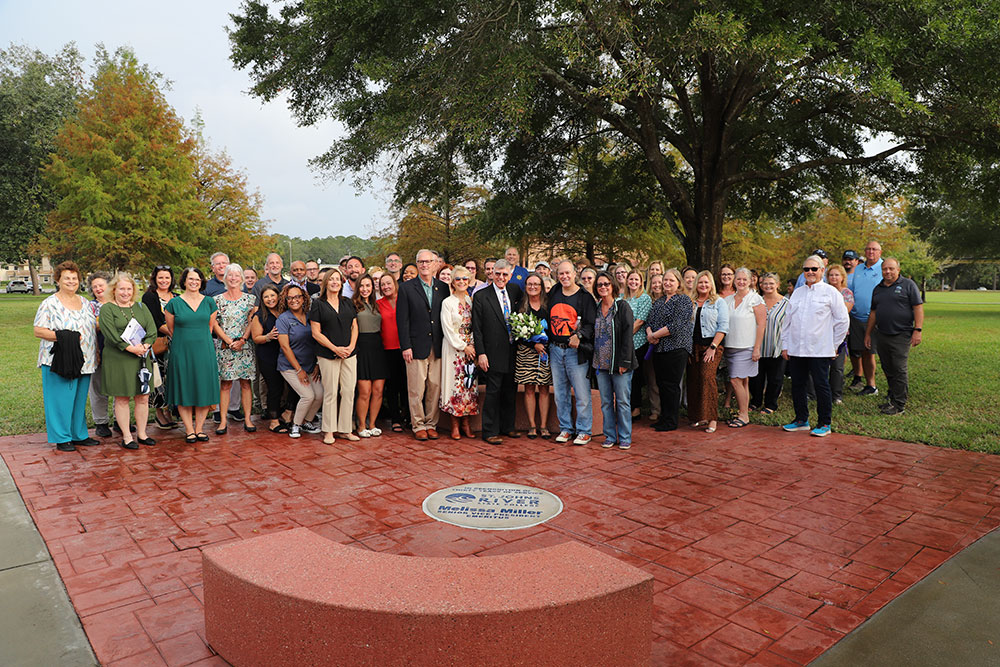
[270, 422, 291, 433]
[185, 433, 197, 443]
[760, 407, 775, 415]
[539, 428, 551, 439]
[704, 426, 717, 433]
[196, 433, 210, 442]
[391, 423, 404, 433]
[527, 428, 537, 439]
[727, 418, 749, 428]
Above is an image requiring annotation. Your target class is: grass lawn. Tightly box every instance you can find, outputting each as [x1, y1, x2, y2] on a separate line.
[2, 291, 999, 452]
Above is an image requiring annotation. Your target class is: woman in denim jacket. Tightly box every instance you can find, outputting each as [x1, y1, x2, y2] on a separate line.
[686, 270, 730, 433]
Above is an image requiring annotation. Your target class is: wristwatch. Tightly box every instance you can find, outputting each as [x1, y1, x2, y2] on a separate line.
[709, 344, 718, 350]
[913, 328, 922, 332]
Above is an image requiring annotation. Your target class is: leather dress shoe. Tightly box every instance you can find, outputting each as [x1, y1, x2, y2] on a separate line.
[414, 430, 428, 441]
[426, 429, 440, 440]
[502, 431, 522, 439]
[72, 437, 101, 447]
[483, 435, 503, 445]
[55, 442, 76, 452]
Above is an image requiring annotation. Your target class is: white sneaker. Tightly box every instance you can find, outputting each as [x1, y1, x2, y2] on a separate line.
[572, 434, 592, 446]
[358, 429, 372, 438]
[289, 424, 302, 439]
[301, 421, 321, 434]
[555, 431, 572, 443]
[369, 427, 382, 437]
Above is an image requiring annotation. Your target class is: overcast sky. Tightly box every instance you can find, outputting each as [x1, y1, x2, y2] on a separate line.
[0, 0, 391, 239]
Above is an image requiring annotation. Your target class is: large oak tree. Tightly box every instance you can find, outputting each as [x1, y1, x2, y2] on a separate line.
[230, 0, 1000, 271]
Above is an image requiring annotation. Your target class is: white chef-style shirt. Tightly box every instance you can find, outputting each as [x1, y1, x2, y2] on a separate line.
[780, 280, 849, 357]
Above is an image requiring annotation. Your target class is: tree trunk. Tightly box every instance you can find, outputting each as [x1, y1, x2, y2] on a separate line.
[681, 198, 725, 274]
[29, 263, 39, 296]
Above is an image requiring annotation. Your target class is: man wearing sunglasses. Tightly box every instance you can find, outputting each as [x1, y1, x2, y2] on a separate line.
[780, 255, 850, 437]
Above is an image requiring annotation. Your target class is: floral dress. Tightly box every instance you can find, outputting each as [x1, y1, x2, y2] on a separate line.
[214, 293, 256, 381]
[440, 295, 479, 416]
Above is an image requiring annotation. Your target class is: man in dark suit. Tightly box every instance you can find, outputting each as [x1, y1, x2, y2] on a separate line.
[472, 259, 523, 445]
[396, 249, 447, 440]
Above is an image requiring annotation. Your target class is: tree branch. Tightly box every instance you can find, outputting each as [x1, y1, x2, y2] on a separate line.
[726, 141, 920, 187]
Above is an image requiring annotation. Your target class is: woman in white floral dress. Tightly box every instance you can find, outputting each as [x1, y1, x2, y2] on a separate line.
[439, 266, 478, 439]
[213, 264, 257, 432]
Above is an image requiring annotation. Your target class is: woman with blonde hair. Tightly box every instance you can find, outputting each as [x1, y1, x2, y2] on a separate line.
[749, 272, 788, 414]
[645, 260, 664, 292]
[722, 267, 765, 428]
[310, 268, 359, 444]
[623, 269, 652, 419]
[352, 273, 388, 437]
[642, 273, 664, 421]
[825, 264, 854, 404]
[687, 270, 730, 433]
[645, 268, 693, 431]
[213, 263, 257, 433]
[100, 273, 159, 449]
[440, 266, 478, 439]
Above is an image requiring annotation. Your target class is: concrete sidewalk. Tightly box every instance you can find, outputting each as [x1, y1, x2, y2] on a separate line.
[0, 456, 96, 666]
[813, 527, 1000, 666]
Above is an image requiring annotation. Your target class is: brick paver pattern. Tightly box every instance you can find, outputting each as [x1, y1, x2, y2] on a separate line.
[2, 424, 1000, 666]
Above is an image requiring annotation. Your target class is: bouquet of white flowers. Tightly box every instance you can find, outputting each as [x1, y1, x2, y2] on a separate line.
[508, 312, 543, 341]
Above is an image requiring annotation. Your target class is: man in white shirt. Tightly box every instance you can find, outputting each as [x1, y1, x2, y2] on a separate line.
[780, 255, 849, 437]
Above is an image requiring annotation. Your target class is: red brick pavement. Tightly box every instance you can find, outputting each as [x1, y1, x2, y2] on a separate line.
[3, 423, 1000, 666]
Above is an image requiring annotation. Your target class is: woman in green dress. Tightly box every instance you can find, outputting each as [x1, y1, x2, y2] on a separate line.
[164, 267, 220, 443]
[99, 273, 158, 450]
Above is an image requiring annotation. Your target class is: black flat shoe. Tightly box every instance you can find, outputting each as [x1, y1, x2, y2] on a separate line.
[154, 416, 177, 429]
[55, 442, 76, 452]
[185, 433, 197, 443]
[215, 425, 228, 435]
[120, 440, 139, 450]
[244, 423, 257, 432]
[72, 437, 100, 447]
[95, 423, 113, 438]
[196, 433, 209, 442]
[136, 437, 156, 446]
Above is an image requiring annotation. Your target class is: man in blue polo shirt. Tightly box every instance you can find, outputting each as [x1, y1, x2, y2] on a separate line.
[847, 240, 883, 395]
[504, 246, 529, 289]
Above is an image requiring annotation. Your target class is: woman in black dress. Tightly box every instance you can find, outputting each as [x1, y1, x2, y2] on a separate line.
[250, 285, 290, 431]
[352, 274, 387, 437]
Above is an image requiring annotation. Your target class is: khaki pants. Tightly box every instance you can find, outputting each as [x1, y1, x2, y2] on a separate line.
[317, 356, 357, 434]
[405, 351, 441, 432]
[279, 368, 323, 425]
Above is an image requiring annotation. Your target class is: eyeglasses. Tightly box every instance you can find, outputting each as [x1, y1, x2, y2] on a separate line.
[287, 295, 304, 301]
[416, 259, 434, 264]
[802, 266, 821, 272]
[452, 277, 469, 282]
[596, 282, 612, 288]
[155, 265, 171, 271]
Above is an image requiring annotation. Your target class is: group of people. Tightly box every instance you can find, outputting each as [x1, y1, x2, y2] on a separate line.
[34, 241, 923, 452]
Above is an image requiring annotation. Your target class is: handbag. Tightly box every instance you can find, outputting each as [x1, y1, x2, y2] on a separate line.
[152, 335, 169, 356]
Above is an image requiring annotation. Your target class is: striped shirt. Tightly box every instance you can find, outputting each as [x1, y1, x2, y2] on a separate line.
[760, 296, 788, 358]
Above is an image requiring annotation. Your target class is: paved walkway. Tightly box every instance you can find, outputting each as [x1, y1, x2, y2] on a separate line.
[2, 423, 999, 666]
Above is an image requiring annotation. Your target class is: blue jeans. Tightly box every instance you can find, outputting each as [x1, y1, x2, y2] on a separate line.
[595, 369, 633, 445]
[549, 345, 592, 435]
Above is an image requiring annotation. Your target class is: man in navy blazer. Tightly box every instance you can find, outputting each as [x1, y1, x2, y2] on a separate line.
[396, 249, 447, 440]
[472, 259, 523, 445]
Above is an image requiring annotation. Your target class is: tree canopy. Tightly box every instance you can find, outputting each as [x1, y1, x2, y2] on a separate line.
[229, 0, 1000, 272]
[0, 44, 83, 268]
[40, 47, 271, 274]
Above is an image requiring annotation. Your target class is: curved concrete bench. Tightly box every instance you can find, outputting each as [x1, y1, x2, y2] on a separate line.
[203, 527, 652, 666]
